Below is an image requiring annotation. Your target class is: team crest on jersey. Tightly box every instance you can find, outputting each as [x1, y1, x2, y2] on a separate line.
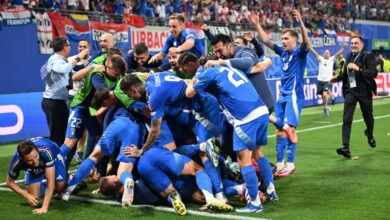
[282, 55, 294, 71]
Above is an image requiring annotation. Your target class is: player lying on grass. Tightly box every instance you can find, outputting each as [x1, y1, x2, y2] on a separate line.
[6, 138, 67, 214]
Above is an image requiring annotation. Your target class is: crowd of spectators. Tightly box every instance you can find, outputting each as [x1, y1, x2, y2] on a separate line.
[2, 0, 390, 32]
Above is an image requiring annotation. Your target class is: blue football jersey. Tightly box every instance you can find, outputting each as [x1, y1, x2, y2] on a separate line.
[273, 44, 308, 99]
[8, 138, 60, 180]
[193, 66, 267, 122]
[162, 28, 205, 58]
[146, 71, 189, 122]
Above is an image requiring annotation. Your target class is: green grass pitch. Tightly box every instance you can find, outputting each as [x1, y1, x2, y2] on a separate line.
[0, 98, 389, 220]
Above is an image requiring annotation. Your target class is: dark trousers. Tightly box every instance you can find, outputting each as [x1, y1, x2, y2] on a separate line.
[41, 98, 69, 146]
[342, 91, 374, 149]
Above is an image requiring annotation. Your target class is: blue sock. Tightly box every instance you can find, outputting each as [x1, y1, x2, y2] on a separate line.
[222, 178, 240, 197]
[276, 137, 287, 163]
[68, 158, 96, 188]
[274, 118, 284, 129]
[60, 144, 72, 157]
[119, 171, 133, 185]
[174, 144, 200, 158]
[241, 165, 258, 201]
[203, 159, 222, 194]
[287, 141, 297, 163]
[195, 170, 213, 195]
[256, 157, 274, 189]
[39, 181, 47, 197]
[65, 147, 77, 169]
[225, 186, 239, 197]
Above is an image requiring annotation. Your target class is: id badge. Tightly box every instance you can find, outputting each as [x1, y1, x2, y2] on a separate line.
[348, 71, 357, 88]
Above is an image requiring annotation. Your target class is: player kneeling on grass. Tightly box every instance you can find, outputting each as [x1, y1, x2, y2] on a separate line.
[6, 138, 67, 214]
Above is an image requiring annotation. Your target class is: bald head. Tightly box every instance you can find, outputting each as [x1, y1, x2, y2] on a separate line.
[323, 50, 331, 59]
[100, 33, 115, 52]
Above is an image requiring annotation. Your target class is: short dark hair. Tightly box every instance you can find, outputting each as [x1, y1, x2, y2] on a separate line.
[211, 34, 233, 46]
[199, 52, 219, 66]
[79, 39, 90, 45]
[99, 177, 122, 196]
[107, 47, 123, 58]
[282, 29, 299, 39]
[169, 13, 185, 23]
[17, 140, 38, 157]
[134, 42, 148, 55]
[53, 36, 68, 52]
[120, 74, 143, 91]
[235, 36, 248, 46]
[110, 56, 127, 75]
[178, 52, 198, 66]
[351, 35, 364, 43]
[94, 87, 111, 108]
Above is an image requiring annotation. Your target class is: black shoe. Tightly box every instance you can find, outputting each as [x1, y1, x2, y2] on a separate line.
[364, 130, 376, 148]
[331, 98, 335, 106]
[336, 147, 351, 159]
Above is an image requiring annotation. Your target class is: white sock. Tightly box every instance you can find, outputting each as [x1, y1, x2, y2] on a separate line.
[266, 183, 275, 194]
[201, 190, 215, 203]
[250, 194, 261, 206]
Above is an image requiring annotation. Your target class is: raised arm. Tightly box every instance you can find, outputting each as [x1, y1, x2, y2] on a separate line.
[250, 12, 274, 49]
[201, 24, 215, 42]
[334, 44, 348, 58]
[309, 46, 320, 60]
[293, 10, 310, 51]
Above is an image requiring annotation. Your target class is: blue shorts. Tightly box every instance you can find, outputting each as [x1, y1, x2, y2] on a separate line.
[275, 94, 304, 128]
[66, 105, 102, 138]
[138, 148, 191, 193]
[233, 114, 268, 152]
[99, 117, 144, 164]
[25, 156, 67, 185]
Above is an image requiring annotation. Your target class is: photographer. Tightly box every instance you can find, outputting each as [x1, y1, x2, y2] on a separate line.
[330, 36, 378, 159]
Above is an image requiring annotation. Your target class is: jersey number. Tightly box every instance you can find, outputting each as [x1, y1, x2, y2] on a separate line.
[164, 75, 182, 82]
[220, 67, 248, 87]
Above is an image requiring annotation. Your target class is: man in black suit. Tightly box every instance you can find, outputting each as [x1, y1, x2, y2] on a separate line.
[330, 36, 378, 159]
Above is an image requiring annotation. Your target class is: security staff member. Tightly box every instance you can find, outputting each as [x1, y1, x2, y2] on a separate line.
[330, 36, 378, 159]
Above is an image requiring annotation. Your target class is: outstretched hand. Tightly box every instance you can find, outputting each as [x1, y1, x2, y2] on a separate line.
[249, 12, 260, 25]
[32, 207, 47, 215]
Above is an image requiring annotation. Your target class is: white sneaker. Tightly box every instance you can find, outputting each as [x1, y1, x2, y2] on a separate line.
[122, 178, 134, 208]
[275, 162, 284, 174]
[62, 192, 70, 201]
[275, 163, 295, 177]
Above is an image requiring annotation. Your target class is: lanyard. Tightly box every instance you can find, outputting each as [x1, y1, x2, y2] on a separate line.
[351, 52, 361, 64]
[347, 52, 361, 74]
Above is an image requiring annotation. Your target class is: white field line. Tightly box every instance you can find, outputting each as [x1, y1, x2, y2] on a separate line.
[0, 187, 269, 220]
[313, 121, 333, 124]
[267, 114, 390, 138]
